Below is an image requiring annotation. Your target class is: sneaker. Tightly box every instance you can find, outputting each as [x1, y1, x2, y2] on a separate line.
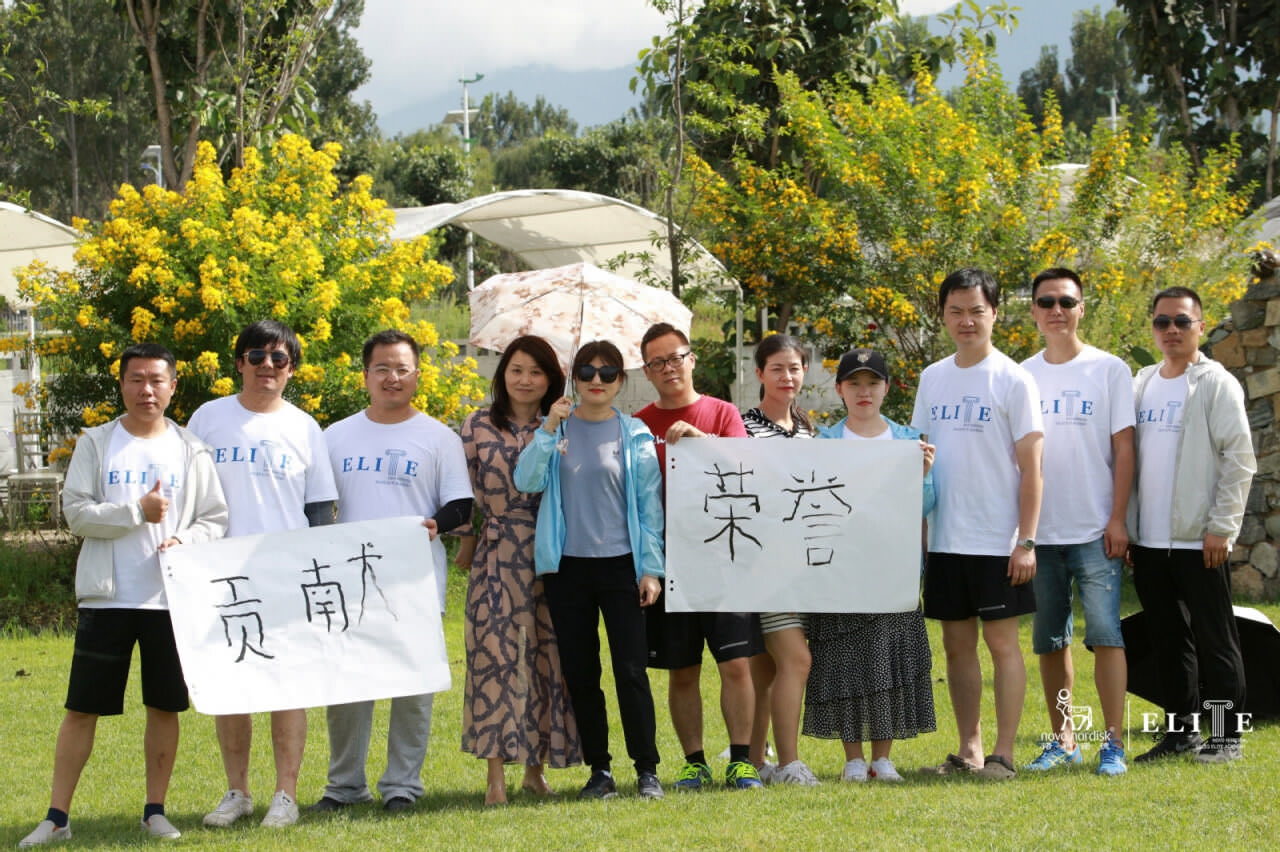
[260, 791, 299, 828]
[1195, 738, 1243, 764]
[578, 770, 618, 800]
[869, 757, 904, 783]
[141, 813, 181, 839]
[1134, 732, 1203, 764]
[757, 761, 778, 784]
[383, 796, 414, 813]
[636, 771, 665, 799]
[1097, 739, 1128, 776]
[18, 820, 70, 847]
[306, 796, 346, 813]
[203, 789, 254, 827]
[1024, 740, 1083, 771]
[725, 760, 765, 789]
[976, 754, 1016, 781]
[842, 758, 869, 783]
[772, 759, 821, 786]
[673, 761, 713, 792]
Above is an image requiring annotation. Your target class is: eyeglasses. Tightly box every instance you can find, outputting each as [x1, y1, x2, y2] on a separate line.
[643, 351, 692, 372]
[1152, 314, 1198, 331]
[576, 364, 622, 383]
[245, 349, 290, 368]
[1035, 295, 1081, 310]
[369, 365, 418, 381]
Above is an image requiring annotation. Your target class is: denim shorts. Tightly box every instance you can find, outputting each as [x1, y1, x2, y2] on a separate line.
[1030, 537, 1124, 654]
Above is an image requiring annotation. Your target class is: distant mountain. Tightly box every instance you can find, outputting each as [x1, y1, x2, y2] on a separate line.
[375, 65, 642, 137]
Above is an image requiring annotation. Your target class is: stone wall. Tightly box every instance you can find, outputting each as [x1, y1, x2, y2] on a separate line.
[1206, 249, 1280, 599]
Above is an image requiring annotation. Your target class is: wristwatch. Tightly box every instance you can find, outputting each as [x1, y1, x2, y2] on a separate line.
[1019, 538, 1036, 551]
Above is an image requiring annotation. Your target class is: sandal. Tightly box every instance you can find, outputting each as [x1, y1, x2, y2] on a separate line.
[976, 754, 1016, 780]
[923, 753, 980, 775]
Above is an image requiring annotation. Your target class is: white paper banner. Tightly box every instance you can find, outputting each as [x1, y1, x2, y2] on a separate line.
[160, 516, 450, 715]
[665, 438, 922, 613]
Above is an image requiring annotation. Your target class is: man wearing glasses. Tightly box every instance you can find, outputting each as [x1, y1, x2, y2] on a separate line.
[310, 329, 472, 813]
[187, 320, 339, 829]
[634, 322, 765, 791]
[1130, 287, 1254, 764]
[1021, 268, 1134, 777]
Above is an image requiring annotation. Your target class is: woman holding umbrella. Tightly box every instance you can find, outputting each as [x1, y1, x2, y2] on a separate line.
[514, 340, 666, 800]
[457, 335, 582, 805]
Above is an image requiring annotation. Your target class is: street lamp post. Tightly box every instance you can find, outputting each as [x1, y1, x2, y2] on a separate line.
[442, 73, 484, 290]
[140, 144, 164, 189]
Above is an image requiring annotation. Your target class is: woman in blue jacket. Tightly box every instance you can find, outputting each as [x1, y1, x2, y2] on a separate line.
[804, 349, 937, 783]
[514, 340, 665, 801]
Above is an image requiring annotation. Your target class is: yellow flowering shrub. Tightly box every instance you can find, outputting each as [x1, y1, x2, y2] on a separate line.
[17, 135, 486, 433]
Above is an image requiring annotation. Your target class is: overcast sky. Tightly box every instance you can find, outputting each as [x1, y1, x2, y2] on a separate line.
[353, 0, 1103, 132]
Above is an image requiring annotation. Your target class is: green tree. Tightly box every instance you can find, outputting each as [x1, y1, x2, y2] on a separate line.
[12, 134, 486, 447]
[472, 91, 578, 152]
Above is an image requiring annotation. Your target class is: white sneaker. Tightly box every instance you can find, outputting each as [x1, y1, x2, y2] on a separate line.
[261, 791, 299, 828]
[842, 758, 869, 783]
[869, 757, 904, 782]
[203, 789, 253, 827]
[772, 759, 821, 786]
[141, 813, 182, 838]
[757, 761, 778, 784]
[18, 820, 70, 847]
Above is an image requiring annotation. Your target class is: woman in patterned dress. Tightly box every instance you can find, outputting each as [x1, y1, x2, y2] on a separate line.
[457, 335, 581, 806]
[805, 348, 937, 783]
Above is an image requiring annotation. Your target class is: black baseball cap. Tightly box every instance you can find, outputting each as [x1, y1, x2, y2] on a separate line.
[835, 349, 888, 382]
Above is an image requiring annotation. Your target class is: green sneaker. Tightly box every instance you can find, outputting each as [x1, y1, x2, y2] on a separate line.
[725, 760, 764, 789]
[673, 761, 713, 792]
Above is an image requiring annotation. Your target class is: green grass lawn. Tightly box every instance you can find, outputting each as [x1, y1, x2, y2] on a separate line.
[3, 566, 1278, 850]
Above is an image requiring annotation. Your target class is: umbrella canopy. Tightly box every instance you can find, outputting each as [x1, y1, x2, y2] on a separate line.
[0, 202, 79, 307]
[468, 262, 692, 371]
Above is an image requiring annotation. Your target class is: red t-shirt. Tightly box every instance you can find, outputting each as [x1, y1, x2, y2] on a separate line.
[634, 395, 747, 478]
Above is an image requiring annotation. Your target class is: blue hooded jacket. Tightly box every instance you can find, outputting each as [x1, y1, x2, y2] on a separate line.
[817, 415, 937, 517]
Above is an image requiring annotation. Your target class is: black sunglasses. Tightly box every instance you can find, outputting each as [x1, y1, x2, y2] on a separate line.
[576, 364, 622, 383]
[1035, 295, 1080, 310]
[245, 348, 290, 368]
[1152, 314, 1197, 331]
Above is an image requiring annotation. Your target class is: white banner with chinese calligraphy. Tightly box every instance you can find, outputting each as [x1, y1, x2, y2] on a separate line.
[160, 516, 450, 715]
[664, 438, 923, 613]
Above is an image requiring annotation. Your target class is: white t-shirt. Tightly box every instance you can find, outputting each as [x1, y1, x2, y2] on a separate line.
[324, 409, 472, 609]
[187, 395, 337, 537]
[911, 350, 1043, 555]
[86, 424, 187, 610]
[1022, 345, 1136, 545]
[1135, 372, 1199, 549]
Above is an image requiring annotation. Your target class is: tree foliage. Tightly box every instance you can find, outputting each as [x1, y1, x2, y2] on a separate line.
[12, 134, 486, 446]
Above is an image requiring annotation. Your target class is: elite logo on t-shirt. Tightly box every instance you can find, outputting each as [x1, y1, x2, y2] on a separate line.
[106, 464, 180, 493]
[1137, 400, 1183, 433]
[1041, 390, 1097, 425]
[929, 395, 992, 432]
[210, 439, 291, 480]
[338, 448, 419, 488]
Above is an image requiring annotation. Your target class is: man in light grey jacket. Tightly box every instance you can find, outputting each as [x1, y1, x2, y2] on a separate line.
[1129, 286, 1255, 765]
[20, 343, 228, 848]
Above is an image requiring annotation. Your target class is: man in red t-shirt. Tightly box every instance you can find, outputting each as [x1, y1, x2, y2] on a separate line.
[634, 323, 764, 791]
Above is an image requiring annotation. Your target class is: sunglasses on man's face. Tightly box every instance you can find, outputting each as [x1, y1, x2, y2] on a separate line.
[245, 348, 290, 368]
[1034, 295, 1080, 310]
[1152, 314, 1198, 332]
[576, 364, 622, 383]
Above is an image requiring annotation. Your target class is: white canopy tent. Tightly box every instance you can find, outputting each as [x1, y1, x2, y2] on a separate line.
[392, 188, 746, 400]
[0, 202, 79, 307]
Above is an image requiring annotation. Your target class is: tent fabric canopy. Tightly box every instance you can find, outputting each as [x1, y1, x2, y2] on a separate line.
[391, 188, 731, 289]
[0, 202, 79, 306]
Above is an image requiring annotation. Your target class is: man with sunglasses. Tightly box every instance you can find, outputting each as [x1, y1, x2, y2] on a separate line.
[634, 322, 765, 791]
[1130, 286, 1254, 764]
[309, 329, 472, 814]
[1021, 268, 1135, 777]
[187, 320, 339, 828]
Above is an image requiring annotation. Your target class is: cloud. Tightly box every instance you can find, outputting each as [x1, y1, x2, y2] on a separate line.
[355, 0, 665, 111]
[899, 0, 961, 14]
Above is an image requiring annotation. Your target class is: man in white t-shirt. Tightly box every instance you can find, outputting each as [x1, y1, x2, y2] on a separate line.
[911, 268, 1043, 781]
[1021, 268, 1135, 777]
[1130, 286, 1254, 764]
[20, 343, 228, 848]
[309, 329, 472, 814]
[187, 320, 339, 829]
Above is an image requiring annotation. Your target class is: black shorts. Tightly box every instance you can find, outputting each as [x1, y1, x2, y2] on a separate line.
[922, 553, 1036, 621]
[65, 608, 189, 716]
[646, 597, 764, 670]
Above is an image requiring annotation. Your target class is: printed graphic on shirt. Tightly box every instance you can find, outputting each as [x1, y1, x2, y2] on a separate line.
[1040, 391, 1098, 424]
[209, 440, 293, 480]
[336, 449, 420, 487]
[927, 395, 993, 433]
[1137, 400, 1184, 433]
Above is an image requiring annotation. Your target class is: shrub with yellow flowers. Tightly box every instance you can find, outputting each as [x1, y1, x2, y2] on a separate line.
[15, 135, 486, 438]
[688, 50, 1254, 420]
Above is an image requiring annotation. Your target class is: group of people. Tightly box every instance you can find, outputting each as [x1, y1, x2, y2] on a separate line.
[19, 264, 1256, 845]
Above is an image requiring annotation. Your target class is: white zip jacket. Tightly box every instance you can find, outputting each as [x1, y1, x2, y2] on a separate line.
[1130, 356, 1256, 545]
[62, 417, 229, 603]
